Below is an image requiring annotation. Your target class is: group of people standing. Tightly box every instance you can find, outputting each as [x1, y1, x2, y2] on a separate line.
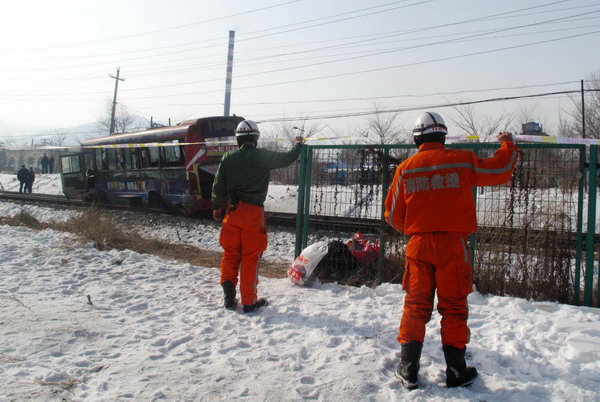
[16, 165, 35, 194]
[15, 153, 54, 194]
[211, 113, 518, 390]
[41, 153, 55, 174]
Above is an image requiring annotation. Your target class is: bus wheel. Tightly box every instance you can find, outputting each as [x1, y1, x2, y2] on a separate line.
[95, 191, 110, 205]
[129, 197, 143, 208]
[148, 192, 165, 209]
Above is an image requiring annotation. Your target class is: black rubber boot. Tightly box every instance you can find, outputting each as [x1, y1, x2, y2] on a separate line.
[395, 341, 423, 390]
[443, 345, 478, 388]
[243, 298, 269, 313]
[222, 281, 237, 310]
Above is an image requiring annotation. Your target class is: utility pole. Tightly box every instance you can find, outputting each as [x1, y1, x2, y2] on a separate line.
[109, 67, 125, 134]
[223, 31, 235, 116]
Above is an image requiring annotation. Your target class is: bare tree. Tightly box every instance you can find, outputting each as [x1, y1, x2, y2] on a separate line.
[51, 129, 68, 146]
[560, 71, 600, 139]
[365, 101, 406, 144]
[97, 99, 138, 135]
[271, 118, 324, 150]
[0, 134, 19, 148]
[450, 104, 512, 142]
[333, 124, 369, 145]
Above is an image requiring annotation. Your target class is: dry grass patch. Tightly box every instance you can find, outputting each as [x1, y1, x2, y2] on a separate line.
[39, 378, 79, 393]
[1, 208, 289, 279]
[0, 210, 43, 229]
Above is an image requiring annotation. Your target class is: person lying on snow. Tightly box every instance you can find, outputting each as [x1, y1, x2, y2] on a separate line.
[344, 231, 380, 268]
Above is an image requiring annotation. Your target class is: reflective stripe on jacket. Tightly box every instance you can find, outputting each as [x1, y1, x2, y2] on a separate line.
[384, 141, 518, 235]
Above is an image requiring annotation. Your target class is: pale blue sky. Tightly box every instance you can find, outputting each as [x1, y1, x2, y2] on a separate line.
[1, 0, 599, 143]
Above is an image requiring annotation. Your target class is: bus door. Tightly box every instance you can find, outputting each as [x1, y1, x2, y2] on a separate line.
[60, 151, 93, 200]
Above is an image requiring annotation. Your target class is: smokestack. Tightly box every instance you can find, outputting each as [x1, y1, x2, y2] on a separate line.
[223, 30, 235, 116]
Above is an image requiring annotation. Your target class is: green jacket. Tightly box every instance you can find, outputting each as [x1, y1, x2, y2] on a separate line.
[211, 143, 303, 209]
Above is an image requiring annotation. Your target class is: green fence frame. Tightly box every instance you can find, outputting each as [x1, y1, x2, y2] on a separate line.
[295, 142, 598, 307]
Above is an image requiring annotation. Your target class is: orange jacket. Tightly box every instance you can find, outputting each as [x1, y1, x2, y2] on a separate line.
[384, 141, 518, 235]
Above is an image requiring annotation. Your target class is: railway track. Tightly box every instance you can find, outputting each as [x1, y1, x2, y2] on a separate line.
[0, 190, 384, 238]
[0, 190, 301, 225]
[0, 191, 589, 249]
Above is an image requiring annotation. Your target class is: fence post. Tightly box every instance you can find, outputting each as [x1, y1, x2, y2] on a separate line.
[584, 145, 597, 306]
[378, 147, 391, 285]
[301, 147, 314, 252]
[574, 146, 585, 304]
[295, 146, 309, 258]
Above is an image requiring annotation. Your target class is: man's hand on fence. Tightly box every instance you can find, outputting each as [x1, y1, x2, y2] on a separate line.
[498, 132, 513, 143]
[294, 136, 305, 144]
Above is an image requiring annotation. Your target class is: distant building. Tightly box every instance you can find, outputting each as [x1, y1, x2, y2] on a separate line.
[522, 122, 547, 136]
[0, 148, 58, 174]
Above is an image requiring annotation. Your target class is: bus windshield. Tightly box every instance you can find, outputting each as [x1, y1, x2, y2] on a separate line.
[201, 119, 240, 138]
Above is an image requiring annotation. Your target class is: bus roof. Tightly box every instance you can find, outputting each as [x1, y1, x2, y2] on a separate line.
[80, 116, 242, 146]
[81, 125, 189, 146]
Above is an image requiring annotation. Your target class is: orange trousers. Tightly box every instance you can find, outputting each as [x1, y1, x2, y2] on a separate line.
[398, 232, 472, 349]
[219, 201, 267, 306]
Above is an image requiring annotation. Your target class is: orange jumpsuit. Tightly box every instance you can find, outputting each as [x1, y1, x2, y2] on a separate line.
[384, 141, 518, 348]
[219, 201, 267, 306]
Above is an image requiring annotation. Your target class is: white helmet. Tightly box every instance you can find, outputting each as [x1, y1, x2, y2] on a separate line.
[235, 120, 260, 138]
[413, 112, 447, 136]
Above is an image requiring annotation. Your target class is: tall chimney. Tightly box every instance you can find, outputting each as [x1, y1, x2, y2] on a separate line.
[223, 30, 235, 116]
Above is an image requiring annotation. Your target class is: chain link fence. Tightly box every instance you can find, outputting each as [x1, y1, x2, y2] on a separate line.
[292, 143, 598, 307]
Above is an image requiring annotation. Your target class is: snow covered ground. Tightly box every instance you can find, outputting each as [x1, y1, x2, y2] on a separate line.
[0, 173, 63, 196]
[1, 174, 600, 401]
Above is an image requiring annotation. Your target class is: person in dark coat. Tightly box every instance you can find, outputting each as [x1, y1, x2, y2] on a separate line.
[49, 155, 55, 174]
[41, 153, 49, 174]
[26, 167, 35, 193]
[17, 165, 30, 193]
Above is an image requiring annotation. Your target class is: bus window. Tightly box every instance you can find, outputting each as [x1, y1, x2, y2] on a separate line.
[179, 144, 185, 163]
[124, 148, 133, 169]
[107, 149, 118, 171]
[61, 155, 81, 174]
[96, 149, 107, 171]
[116, 149, 125, 169]
[201, 119, 240, 138]
[161, 140, 184, 167]
[139, 149, 150, 168]
[131, 148, 141, 169]
[149, 146, 160, 167]
[83, 152, 94, 172]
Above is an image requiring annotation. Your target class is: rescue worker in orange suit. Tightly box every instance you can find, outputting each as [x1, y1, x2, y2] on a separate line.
[212, 119, 304, 313]
[384, 111, 518, 389]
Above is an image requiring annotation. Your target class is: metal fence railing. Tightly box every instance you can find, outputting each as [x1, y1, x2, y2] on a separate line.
[293, 143, 599, 308]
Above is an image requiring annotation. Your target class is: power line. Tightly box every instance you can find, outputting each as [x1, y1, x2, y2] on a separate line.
[257, 89, 600, 123]
[0, 1, 434, 73]
[1, 0, 585, 74]
[0, 1, 301, 52]
[2, 87, 597, 138]
[5, 16, 595, 102]
[115, 29, 600, 100]
[126, 80, 580, 110]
